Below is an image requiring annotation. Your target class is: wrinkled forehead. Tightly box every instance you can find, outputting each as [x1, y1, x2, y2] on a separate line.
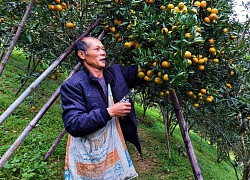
[83, 37, 103, 48]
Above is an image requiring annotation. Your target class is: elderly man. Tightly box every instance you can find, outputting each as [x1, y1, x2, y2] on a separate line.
[60, 37, 142, 179]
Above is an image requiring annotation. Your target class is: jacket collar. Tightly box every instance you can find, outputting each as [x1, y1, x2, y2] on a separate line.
[82, 66, 114, 84]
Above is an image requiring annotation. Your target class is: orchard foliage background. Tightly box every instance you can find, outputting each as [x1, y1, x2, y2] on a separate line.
[0, 0, 250, 179]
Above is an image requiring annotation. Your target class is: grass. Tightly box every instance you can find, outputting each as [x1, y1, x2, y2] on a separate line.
[0, 50, 238, 179]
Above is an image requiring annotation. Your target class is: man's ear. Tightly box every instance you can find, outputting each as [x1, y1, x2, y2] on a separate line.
[77, 50, 86, 60]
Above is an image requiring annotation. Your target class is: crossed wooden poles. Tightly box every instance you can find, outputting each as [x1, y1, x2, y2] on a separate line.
[0, 2, 203, 179]
[0, 19, 103, 167]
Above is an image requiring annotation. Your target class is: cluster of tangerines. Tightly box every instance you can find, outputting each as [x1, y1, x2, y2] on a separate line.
[187, 88, 214, 108]
[104, 13, 140, 49]
[48, 0, 75, 29]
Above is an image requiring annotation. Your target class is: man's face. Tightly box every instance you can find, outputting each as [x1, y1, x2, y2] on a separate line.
[80, 38, 106, 70]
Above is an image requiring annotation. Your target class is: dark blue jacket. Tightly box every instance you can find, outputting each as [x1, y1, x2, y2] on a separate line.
[60, 64, 142, 155]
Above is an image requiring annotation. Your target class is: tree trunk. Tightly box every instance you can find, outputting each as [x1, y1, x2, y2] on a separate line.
[160, 106, 171, 158]
[242, 162, 249, 180]
[169, 90, 203, 180]
[0, 27, 16, 61]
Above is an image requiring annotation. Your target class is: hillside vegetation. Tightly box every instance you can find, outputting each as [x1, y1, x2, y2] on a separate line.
[0, 51, 238, 179]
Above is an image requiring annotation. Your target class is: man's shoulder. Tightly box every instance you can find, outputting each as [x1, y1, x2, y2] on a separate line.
[62, 69, 87, 87]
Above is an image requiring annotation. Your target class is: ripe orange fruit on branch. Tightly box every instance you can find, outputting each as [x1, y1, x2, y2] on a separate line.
[114, 19, 122, 26]
[178, 2, 185, 9]
[62, 2, 67, 9]
[226, 83, 232, 89]
[55, 0, 60, 3]
[193, 103, 199, 108]
[209, 47, 216, 53]
[211, 8, 219, 14]
[206, 97, 213, 103]
[138, 72, 145, 78]
[197, 65, 205, 71]
[145, 0, 154, 4]
[223, 28, 228, 34]
[167, 4, 175, 9]
[154, 77, 163, 85]
[229, 71, 235, 76]
[146, 70, 154, 77]
[160, 5, 166, 10]
[48, 5, 55, 10]
[55, 4, 63, 11]
[161, 61, 171, 68]
[200, 89, 206, 94]
[184, 51, 192, 59]
[66, 22, 75, 28]
[187, 91, 193, 96]
[209, 13, 218, 20]
[194, 1, 200, 7]
[144, 76, 151, 81]
[124, 42, 132, 49]
[213, 58, 219, 63]
[200, 1, 207, 8]
[163, 74, 169, 81]
[204, 17, 210, 23]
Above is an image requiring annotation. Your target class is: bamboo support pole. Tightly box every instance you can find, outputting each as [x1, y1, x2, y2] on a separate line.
[0, 63, 82, 168]
[0, 0, 36, 76]
[0, 18, 102, 125]
[169, 90, 203, 180]
[43, 128, 67, 161]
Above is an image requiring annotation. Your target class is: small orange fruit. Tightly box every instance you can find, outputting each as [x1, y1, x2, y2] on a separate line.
[204, 17, 210, 23]
[160, 5, 166, 10]
[211, 8, 218, 14]
[206, 97, 213, 103]
[226, 83, 232, 89]
[167, 4, 175, 9]
[209, 13, 217, 20]
[48, 5, 55, 10]
[124, 42, 132, 49]
[55, 4, 63, 11]
[184, 51, 192, 59]
[178, 2, 185, 9]
[138, 72, 145, 79]
[187, 91, 193, 96]
[193, 103, 199, 108]
[213, 58, 219, 63]
[65, 22, 75, 28]
[200, 1, 207, 8]
[161, 61, 171, 68]
[209, 47, 216, 53]
[163, 74, 169, 81]
[146, 70, 154, 77]
[144, 76, 151, 81]
[197, 65, 205, 71]
[194, 1, 200, 7]
[223, 28, 228, 34]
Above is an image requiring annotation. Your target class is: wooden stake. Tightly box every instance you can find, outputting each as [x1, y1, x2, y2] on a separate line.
[169, 90, 203, 180]
[0, 0, 36, 75]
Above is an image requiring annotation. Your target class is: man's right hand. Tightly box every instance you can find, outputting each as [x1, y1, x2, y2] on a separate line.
[107, 102, 131, 117]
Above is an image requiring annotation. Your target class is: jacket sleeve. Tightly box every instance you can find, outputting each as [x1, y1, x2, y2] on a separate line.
[121, 65, 143, 89]
[60, 81, 112, 137]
